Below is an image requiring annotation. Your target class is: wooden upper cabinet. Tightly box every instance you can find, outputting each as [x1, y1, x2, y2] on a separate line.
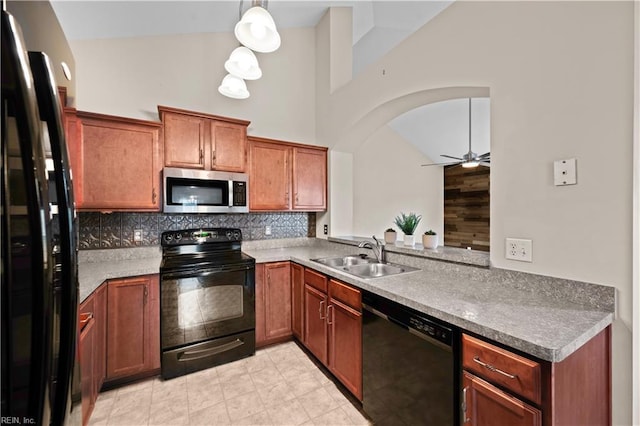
[292, 146, 327, 211]
[162, 111, 206, 169]
[211, 121, 247, 172]
[248, 136, 327, 212]
[249, 138, 291, 211]
[73, 111, 162, 211]
[158, 105, 249, 172]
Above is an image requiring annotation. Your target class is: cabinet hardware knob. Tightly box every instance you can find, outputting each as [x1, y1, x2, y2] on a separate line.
[199, 149, 204, 163]
[472, 356, 517, 379]
[152, 188, 157, 204]
[319, 300, 325, 320]
[212, 150, 216, 164]
[144, 287, 148, 305]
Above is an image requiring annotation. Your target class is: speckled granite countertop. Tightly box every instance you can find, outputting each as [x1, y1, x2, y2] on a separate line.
[78, 247, 162, 302]
[78, 238, 615, 363]
[243, 239, 615, 363]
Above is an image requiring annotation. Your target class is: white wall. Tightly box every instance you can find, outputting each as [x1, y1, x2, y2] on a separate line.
[352, 125, 443, 239]
[7, 1, 76, 102]
[316, 2, 634, 424]
[70, 28, 316, 144]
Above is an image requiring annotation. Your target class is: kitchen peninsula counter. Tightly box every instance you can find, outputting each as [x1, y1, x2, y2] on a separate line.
[243, 238, 615, 363]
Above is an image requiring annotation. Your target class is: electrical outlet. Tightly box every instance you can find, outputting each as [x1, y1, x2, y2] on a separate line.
[505, 238, 532, 262]
[265, 226, 272, 236]
[134, 229, 143, 242]
[323, 224, 328, 235]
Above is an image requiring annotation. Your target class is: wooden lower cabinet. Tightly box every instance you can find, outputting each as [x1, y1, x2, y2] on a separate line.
[462, 371, 541, 426]
[79, 282, 107, 426]
[106, 275, 160, 381]
[461, 329, 611, 426]
[256, 262, 292, 347]
[79, 315, 95, 426]
[304, 283, 328, 365]
[327, 281, 362, 400]
[291, 263, 304, 340]
[301, 268, 363, 400]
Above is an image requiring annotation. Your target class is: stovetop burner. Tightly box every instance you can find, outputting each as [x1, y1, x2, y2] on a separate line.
[160, 228, 254, 273]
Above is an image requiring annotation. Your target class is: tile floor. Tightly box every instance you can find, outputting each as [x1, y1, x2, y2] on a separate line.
[89, 341, 372, 426]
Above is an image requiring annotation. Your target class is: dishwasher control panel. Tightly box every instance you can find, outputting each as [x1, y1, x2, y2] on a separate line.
[408, 316, 453, 346]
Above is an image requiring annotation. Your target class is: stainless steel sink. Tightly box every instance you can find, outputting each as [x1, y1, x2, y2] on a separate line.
[312, 255, 377, 268]
[343, 262, 419, 278]
[311, 255, 419, 279]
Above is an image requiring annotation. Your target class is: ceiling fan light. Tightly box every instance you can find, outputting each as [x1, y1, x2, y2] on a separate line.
[462, 161, 479, 168]
[225, 46, 262, 80]
[234, 6, 281, 53]
[218, 74, 250, 99]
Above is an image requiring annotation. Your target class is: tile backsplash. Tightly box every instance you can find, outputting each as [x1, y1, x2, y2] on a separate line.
[78, 212, 316, 250]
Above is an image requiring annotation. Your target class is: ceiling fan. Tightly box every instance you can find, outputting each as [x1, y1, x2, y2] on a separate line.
[422, 98, 490, 168]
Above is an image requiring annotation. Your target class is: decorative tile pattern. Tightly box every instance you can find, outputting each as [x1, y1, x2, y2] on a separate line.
[89, 341, 371, 426]
[78, 212, 316, 250]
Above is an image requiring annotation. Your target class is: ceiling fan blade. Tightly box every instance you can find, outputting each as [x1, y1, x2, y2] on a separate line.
[421, 161, 460, 167]
[440, 154, 463, 161]
[478, 152, 491, 158]
[479, 161, 490, 167]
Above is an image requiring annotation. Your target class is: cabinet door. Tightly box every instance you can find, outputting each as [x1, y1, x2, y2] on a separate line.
[264, 262, 292, 340]
[93, 284, 107, 393]
[328, 298, 362, 400]
[462, 371, 541, 426]
[63, 108, 83, 205]
[304, 284, 328, 365]
[211, 121, 247, 172]
[76, 113, 162, 211]
[106, 276, 155, 379]
[292, 147, 327, 211]
[291, 263, 304, 340]
[79, 316, 94, 426]
[163, 112, 207, 169]
[249, 140, 291, 211]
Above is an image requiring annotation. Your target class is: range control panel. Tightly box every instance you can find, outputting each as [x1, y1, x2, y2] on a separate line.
[161, 228, 242, 246]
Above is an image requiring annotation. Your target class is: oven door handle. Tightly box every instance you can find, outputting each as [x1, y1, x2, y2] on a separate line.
[161, 264, 254, 279]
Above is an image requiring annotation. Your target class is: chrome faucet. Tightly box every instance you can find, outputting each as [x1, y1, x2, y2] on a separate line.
[358, 235, 386, 263]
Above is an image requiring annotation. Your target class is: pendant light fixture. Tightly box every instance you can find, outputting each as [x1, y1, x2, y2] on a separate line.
[224, 46, 262, 80]
[218, 74, 250, 99]
[234, 0, 281, 53]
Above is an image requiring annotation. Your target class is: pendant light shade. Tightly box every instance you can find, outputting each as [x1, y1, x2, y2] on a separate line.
[218, 74, 250, 99]
[234, 6, 281, 53]
[225, 46, 262, 80]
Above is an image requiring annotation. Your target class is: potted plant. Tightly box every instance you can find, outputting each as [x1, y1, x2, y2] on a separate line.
[422, 230, 438, 249]
[394, 212, 422, 246]
[384, 228, 396, 244]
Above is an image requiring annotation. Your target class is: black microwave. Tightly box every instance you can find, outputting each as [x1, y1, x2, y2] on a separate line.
[163, 167, 249, 213]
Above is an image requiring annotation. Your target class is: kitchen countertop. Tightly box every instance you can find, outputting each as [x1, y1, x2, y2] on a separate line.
[77, 238, 615, 363]
[78, 246, 162, 302]
[243, 239, 615, 363]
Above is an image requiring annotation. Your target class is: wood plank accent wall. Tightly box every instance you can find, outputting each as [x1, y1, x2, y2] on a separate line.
[443, 165, 490, 252]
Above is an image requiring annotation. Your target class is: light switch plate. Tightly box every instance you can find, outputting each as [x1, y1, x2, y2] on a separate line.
[554, 158, 577, 186]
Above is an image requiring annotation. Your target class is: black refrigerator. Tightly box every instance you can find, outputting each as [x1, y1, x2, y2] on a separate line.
[1, 9, 81, 426]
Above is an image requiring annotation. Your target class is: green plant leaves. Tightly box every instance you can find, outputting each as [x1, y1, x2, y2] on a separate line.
[393, 212, 422, 235]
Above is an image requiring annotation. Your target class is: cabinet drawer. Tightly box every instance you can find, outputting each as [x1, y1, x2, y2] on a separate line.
[462, 334, 541, 405]
[329, 279, 361, 311]
[304, 268, 327, 293]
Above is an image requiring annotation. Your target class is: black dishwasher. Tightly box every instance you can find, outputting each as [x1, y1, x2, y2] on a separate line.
[362, 291, 459, 425]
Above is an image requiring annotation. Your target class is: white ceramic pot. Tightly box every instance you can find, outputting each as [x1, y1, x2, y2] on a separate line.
[384, 231, 396, 244]
[422, 234, 438, 249]
[403, 234, 415, 246]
